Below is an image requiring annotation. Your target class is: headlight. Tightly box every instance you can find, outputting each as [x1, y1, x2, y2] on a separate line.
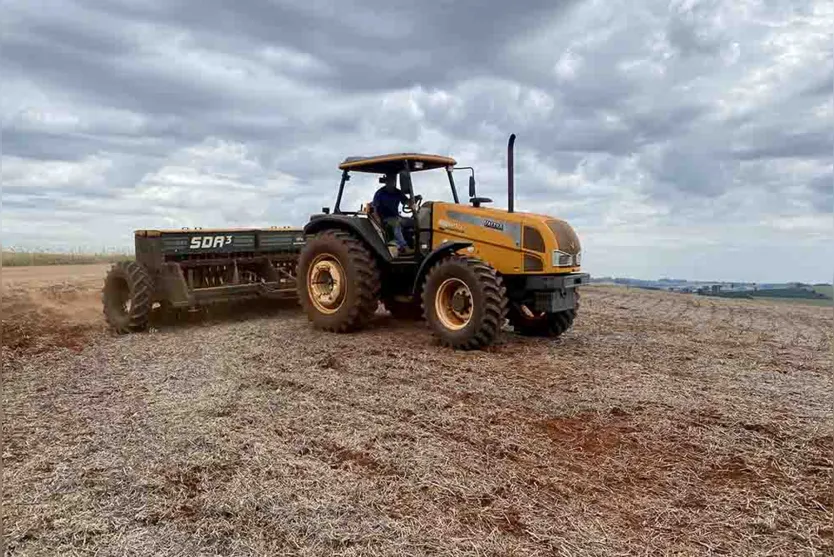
[552, 250, 581, 267]
[553, 250, 573, 267]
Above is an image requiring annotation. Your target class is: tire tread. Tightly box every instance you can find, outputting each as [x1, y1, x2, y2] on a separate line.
[422, 255, 507, 350]
[102, 260, 153, 334]
[298, 230, 381, 333]
[508, 291, 580, 337]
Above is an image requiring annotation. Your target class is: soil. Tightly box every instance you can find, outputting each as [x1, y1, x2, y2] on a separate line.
[2, 264, 112, 286]
[3, 266, 832, 556]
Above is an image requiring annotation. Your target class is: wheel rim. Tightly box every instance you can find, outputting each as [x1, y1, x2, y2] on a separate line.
[434, 278, 473, 331]
[307, 254, 346, 314]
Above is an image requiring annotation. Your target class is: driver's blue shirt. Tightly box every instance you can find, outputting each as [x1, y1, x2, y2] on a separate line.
[372, 187, 408, 220]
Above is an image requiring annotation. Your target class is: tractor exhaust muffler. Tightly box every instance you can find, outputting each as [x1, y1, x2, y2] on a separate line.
[507, 133, 516, 213]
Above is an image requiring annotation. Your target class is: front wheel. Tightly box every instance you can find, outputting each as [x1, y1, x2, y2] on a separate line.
[422, 256, 507, 349]
[508, 291, 580, 337]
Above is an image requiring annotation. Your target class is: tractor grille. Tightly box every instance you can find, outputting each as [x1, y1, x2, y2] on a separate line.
[546, 220, 581, 255]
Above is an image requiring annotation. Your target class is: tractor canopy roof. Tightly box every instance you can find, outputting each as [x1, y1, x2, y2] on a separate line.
[338, 153, 456, 174]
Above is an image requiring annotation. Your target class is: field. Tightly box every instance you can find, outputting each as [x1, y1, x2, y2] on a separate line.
[3, 266, 833, 556]
[705, 287, 832, 304]
[1, 251, 131, 267]
[812, 284, 834, 299]
[755, 297, 833, 307]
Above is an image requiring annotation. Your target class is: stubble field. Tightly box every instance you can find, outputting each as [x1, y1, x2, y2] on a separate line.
[3, 265, 832, 556]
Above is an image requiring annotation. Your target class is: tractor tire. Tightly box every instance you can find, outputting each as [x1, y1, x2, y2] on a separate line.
[422, 256, 507, 350]
[102, 261, 153, 334]
[509, 291, 580, 338]
[382, 297, 423, 320]
[297, 230, 381, 332]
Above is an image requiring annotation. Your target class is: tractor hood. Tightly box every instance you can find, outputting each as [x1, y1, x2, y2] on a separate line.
[521, 213, 581, 255]
[451, 205, 581, 255]
[432, 202, 583, 274]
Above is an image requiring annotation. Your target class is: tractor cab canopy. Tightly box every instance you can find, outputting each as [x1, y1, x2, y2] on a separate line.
[339, 153, 456, 175]
[333, 153, 462, 213]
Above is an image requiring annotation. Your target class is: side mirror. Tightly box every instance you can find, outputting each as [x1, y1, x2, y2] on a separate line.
[399, 171, 413, 195]
[468, 175, 476, 198]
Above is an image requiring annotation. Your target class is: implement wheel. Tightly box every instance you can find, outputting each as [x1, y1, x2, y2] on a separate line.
[297, 230, 381, 332]
[102, 261, 153, 334]
[422, 256, 507, 349]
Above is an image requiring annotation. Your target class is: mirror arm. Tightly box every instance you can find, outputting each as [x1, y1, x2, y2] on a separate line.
[452, 166, 476, 199]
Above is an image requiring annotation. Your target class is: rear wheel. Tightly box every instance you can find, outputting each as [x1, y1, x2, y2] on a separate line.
[422, 256, 507, 349]
[102, 261, 153, 333]
[297, 230, 381, 332]
[508, 291, 580, 337]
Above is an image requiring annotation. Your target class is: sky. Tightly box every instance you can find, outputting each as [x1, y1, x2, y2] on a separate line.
[1, 0, 832, 283]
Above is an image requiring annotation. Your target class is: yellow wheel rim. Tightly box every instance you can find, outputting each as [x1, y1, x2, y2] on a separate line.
[307, 254, 346, 314]
[434, 278, 473, 331]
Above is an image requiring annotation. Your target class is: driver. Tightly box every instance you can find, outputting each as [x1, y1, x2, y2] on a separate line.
[372, 172, 410, 254]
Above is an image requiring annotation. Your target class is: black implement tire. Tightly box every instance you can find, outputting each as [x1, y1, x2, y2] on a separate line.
[297, 230, 381, 332]
[509, 291, 580, 337]
[422, 256, 507, 349]
[102, 261, 153, 334]
[382, 297, 423, 320]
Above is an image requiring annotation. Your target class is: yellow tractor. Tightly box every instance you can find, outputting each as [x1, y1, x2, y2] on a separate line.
[297, 134, 588, 349]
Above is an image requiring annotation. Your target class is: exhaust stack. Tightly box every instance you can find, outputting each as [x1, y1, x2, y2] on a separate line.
[507, 133, 516, 213]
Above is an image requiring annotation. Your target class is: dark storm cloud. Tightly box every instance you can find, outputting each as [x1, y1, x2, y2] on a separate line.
[3, 34, 241, 117]
[649, 142, 734, 198]
[2, 0, 832, 281]
[89, 0, 581, 91]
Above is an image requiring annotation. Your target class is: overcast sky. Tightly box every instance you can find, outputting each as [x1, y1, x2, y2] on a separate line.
[2, 0, 832, 282]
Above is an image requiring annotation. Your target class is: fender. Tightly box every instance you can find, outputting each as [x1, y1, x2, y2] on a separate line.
[304, 215, 392, 262]
[412, 241, 473, 295]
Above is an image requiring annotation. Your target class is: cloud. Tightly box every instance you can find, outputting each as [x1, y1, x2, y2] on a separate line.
[1, 0, 832, 282]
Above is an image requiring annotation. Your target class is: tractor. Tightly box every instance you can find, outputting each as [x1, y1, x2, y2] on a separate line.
[297, 134, 589, 349]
